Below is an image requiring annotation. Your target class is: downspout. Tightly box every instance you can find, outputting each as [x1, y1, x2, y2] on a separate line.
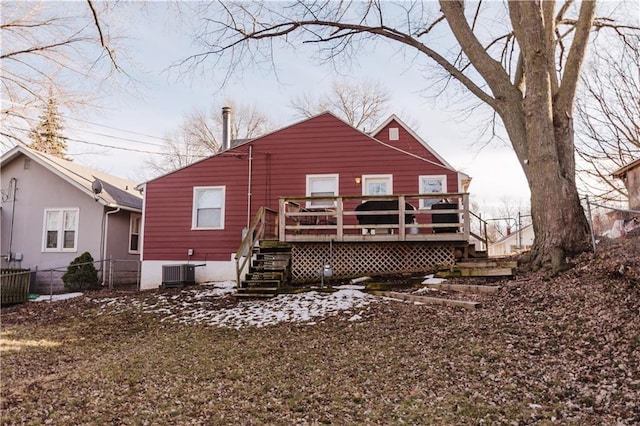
[247, 144, 253, 228]
[7, 178, 17, 261]
[101, 207, 120, 286]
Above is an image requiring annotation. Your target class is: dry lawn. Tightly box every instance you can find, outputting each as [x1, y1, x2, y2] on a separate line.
[1, 236, 639, 425]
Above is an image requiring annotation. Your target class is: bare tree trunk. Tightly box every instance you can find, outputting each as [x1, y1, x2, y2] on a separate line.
[504, 1, 593, 271]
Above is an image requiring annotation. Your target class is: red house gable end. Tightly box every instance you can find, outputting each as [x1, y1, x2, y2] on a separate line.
[142, 112, 462, 262]
[371, 117, 457, 181]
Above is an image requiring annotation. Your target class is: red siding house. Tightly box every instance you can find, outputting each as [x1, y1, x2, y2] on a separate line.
[139, 112, 471, 290]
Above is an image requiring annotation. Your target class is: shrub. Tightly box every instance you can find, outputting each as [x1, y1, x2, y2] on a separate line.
[62, 252, 100, 291]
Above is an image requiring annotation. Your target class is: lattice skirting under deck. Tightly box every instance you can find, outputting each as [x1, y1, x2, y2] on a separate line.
[290, 242, 457, 283]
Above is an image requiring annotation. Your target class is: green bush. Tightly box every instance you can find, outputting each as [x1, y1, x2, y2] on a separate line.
[62, 252, 100, 291]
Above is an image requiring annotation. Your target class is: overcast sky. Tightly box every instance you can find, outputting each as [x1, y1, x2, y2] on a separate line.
[49, 2, 531, 213]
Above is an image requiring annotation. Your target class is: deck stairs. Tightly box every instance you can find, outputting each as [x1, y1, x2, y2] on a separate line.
[436, 258, 517, 279]
[236, 241, 292, 298]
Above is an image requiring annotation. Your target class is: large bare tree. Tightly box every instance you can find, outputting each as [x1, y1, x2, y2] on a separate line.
[1, 0, 121, 149]
[145, 100, 273, 176]
[290, 79, 390, 131]
[180, 0, 638, 271]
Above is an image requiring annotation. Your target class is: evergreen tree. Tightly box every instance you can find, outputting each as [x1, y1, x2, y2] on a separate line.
[28, 87, 70, 160]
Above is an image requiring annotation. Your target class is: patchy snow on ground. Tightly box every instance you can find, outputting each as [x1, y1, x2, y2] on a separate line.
[421, 274, 446, 285]
[31, 292, 83, 302]
[90, 282, 379, 329]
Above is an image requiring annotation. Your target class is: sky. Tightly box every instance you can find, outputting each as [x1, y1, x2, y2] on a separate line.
[19, 2, 531, 214]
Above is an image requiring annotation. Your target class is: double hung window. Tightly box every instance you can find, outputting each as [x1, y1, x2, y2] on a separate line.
[419, 175, 447, 208]
[306, 174, 339, 207]
[192, 186, 226, 229]
[43, 208, 78, 251]
[362, 174, 393, 196]
[129, 213, 141, 253]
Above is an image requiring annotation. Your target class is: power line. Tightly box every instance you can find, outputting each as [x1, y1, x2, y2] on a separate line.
[4, 104, 171, 143]
[6, 125, 166, 156]
[63, 115, 171, 142]
[4, 110, 171, 148]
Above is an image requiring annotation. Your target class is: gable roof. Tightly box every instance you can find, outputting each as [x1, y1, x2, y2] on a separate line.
[371, 114, 468, 178]
[1, 145, 142, 212]
[142, 111, 468, 186]
[612, 157, 640, 179]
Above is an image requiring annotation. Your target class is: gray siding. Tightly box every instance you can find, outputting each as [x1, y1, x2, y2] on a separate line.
[1, 154, 138, 292]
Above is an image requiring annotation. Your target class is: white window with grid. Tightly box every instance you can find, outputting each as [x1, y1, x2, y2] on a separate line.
[362, 174, 393, 196]
[42, 208, 78, 252]
[419, 175, 447, 209]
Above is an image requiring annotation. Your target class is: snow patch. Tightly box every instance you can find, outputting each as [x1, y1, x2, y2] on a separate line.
[421, 274, 446, 285]
[90, 284, 379, 329]
[31, 292, 83, 302]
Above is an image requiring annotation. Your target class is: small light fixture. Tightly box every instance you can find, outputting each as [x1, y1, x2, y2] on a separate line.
[355, 177, 361, 185]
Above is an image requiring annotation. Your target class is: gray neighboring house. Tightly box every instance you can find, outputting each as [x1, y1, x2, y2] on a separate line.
[613, 158, 640, 211]
[1, 145, 143, 293]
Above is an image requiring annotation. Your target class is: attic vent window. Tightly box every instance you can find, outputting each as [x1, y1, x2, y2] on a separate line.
[389, 127, 399, 141]
[24, 158, 31, 170]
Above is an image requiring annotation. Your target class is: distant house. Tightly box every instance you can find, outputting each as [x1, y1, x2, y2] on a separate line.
[612, 158, 640, 211]
[139, 111, 473, 290]
[0, 145, 143, 293]
[488, 224, 534, 257]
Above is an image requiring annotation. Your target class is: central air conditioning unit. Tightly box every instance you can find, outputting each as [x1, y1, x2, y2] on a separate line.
[161, 264, 196, 288]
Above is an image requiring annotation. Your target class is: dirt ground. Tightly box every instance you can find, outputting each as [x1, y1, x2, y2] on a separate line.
[1, 235, 639, 425]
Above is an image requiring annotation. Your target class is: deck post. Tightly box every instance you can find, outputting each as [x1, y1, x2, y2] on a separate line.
[278, 198, 286, 242]
[463, 194, 470, 242]
[336, 197, 344, 241]
[398, 195, 406, 240]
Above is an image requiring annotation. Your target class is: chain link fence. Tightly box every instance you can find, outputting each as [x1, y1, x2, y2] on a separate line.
[585, 196, 640, 252]
[25, 258, 140, 299]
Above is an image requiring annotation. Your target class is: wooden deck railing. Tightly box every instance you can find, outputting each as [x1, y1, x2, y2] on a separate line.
[234, 206, 278, 286]
[278, 193, 478, 244]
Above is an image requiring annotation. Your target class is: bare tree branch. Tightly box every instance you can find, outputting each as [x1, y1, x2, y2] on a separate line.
[85, 0, 118, 70]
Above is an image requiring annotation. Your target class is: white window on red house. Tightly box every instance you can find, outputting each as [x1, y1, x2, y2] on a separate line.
[129, 213, 141, 253]
[43, 208, 78, 251]
[192, 186, 225, 229]
[418, 175, 448, 209]
[306, 174, 339, 207]
[362, 174, 393, 196]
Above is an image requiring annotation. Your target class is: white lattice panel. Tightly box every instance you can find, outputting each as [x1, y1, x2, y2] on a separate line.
[291, 242, 456, 283]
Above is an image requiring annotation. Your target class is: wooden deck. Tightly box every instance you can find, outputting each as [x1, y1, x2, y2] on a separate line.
[278, 193, 478, 244]
[235, 194, 489, 289]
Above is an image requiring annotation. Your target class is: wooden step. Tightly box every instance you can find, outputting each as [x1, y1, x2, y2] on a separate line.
[235, 292, 277, 299]
[241, 279, 281, 287]
[252, 259, 290, 268]
[235, 285, 279, 298]
[237, 286, 279, 292]
[369, 290, 480, 310]
[435, 267, 514, 278]
[455, 260, 517, 269]
[255, 253, 291, 263]
[245, 272, 284, 281]
[249, 266, 287, 273]
[421, 283, 501, 294]
[258, 241, 292, 252]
